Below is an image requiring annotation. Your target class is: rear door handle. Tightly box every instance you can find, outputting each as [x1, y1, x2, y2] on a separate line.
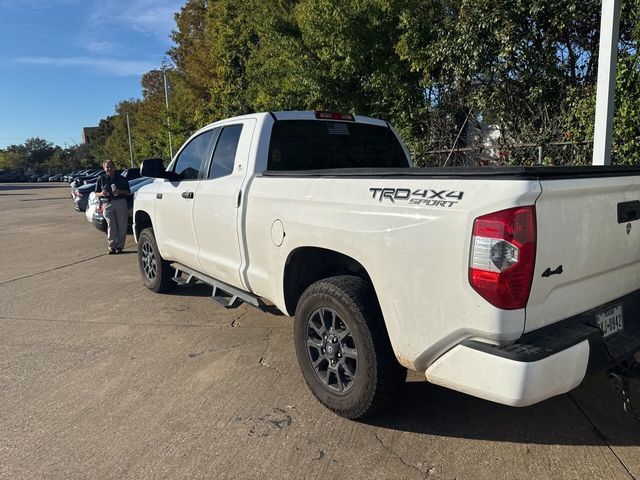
[618, 200, 640, 223]
[182, 191, 194, 199]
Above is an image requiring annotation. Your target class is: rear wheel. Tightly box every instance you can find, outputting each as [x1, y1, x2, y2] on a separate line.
[138, 227, 175, 293]
[294, 276, 406, 419]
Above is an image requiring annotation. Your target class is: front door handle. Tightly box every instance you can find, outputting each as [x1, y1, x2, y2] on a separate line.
[182, 191, 194, 199]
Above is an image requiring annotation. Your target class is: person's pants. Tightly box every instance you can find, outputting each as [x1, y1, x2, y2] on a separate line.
[103, 198, 128, 249]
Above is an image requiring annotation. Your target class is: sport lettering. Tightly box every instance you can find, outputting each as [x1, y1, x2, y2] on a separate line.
[370, 187, 464, 208]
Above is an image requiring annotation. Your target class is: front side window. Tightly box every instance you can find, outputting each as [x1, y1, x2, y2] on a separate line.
[173, 130, 216, 180]
[208, 125, 243, 179]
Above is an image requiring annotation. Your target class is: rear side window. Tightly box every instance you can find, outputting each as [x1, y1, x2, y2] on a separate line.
[208, 125, 243, 179]
[173, 130, 215, 179]
[267, 120, 408, 171]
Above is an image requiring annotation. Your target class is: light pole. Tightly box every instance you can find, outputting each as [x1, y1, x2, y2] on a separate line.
[162, 70, 174, 160]
[593, 0, 621, 165]
[126, 113, 134, 168]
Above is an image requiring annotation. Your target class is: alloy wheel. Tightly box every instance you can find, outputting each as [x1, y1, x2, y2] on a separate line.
[140, 241, 157, 280]
[306, 307, 358, 394]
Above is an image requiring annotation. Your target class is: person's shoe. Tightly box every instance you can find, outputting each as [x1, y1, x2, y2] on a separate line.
[108, 248, 116, 255]
[116, 248, 123, 254]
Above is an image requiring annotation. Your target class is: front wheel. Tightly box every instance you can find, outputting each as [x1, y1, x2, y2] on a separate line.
[294, 276, 406, 419]
[137, 227, 175, 293]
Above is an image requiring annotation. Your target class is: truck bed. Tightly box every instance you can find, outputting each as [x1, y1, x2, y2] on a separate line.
[261, 165, 640, 179]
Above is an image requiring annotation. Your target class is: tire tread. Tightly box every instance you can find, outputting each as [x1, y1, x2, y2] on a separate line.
[295, 275, 406, 419]
[138, 228, 175, 293]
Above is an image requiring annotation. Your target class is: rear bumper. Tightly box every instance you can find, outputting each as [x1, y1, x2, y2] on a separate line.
[425, 288, 640, 407]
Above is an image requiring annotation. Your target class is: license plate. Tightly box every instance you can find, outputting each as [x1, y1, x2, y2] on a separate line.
[596, 304, 624, 338]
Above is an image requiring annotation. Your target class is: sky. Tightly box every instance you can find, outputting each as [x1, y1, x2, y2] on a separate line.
[0, 0, 186, 149]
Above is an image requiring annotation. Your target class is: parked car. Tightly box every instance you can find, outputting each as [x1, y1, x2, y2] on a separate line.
[92, 177, 153, 232]
[12, 173, 28, 182]
[63, 170, 81, 182]
[85, 191, 100, 224]
[71, 170, 102, 188]
[70, 178, 99, 200]
[0, 170, 18, 182]
[67, 169, 98, 183]
[48, 174, 64, 182]
[134, 110, 640, 419]
[72, 181, 101, 211]
[121, 167, 142, 182]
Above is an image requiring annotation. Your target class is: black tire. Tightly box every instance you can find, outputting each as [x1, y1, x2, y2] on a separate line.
[294, 275, 406, 419]
[137, 227, 175, 293]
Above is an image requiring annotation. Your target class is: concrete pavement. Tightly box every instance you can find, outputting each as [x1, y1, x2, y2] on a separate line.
[0, 183, 638, 480]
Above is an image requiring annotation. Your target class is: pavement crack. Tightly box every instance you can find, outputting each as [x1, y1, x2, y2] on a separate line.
[374, 433, 434, 478]
[0, 315, 282, 331]
[0, 253, 109, 286]
[568, 393, 637, 480]
[257, 330, 286, 374]
[189, 338, 268, 358]
[230, 310, 248, 327]
[258, 357, 286, 375]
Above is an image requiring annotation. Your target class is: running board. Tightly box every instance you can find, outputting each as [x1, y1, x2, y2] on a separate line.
[171, 263, 262, 309]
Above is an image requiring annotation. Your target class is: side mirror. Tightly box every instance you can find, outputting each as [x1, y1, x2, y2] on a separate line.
[140, 158, 166, 178]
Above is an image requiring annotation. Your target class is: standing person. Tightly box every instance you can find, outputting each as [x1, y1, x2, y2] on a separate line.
[95, 160, 130, 254]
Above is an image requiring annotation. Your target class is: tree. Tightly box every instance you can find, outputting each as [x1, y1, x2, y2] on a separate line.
[0, 151, 23, 171]
[104, 100, 141, 168]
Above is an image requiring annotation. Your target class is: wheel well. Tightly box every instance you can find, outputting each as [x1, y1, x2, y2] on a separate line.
[134, 210, 152, 239]
[283, 247, 376, 316]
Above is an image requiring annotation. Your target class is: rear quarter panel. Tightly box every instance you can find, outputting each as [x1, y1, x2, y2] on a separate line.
[243, 176, 541, 370]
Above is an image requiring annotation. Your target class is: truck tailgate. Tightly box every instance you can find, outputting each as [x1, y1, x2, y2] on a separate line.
[526, 174, 640, 333]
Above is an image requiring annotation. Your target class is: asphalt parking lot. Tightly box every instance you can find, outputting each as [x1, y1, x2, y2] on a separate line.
[1, 183, 639, 480]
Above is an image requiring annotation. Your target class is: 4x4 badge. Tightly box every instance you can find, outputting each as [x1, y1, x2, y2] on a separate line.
[542, 265, 563, 278]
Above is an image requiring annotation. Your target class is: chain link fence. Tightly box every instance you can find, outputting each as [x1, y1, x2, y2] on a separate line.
[415, 141, 594, 168]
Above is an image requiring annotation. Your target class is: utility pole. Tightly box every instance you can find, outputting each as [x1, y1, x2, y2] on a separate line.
[592, 0, 621, 165]
[126, 113, 134, 168]
[162, 70, 174, 159]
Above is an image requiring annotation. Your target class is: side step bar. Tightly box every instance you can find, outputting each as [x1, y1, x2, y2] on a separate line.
[170, 263, 263, 309]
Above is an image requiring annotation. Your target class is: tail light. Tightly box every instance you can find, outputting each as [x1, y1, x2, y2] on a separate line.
[314, 111, 355, 121]
[469, 206, 536, 310]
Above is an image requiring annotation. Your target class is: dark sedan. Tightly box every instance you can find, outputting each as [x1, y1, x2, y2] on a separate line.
[121, 167, 142, 182]
[92, 177, 154, 232]
[68, 169, 99, 184]
[72, 181, 100, 212]
[70, 170, 102, 188]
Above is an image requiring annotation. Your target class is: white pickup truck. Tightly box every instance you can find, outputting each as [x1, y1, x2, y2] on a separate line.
[134, 110, 640, 419]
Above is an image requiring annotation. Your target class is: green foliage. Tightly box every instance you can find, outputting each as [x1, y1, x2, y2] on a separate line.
[0, 151, 23, 171]
[35, 0, 640, 167]
[0, 138, 95, 175]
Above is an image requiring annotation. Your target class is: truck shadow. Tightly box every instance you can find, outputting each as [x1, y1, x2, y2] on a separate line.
[0, 184, 67, 191]
[365, 374, 640, 446]
[166, 283, 285, 315]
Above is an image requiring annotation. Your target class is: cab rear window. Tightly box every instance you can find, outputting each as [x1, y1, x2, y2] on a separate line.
[267, 120, 408, 170]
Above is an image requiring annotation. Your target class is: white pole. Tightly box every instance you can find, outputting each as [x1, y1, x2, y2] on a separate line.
[126, 113, 134, 168]
[163, 71, 174, 160]
[592, 0, 621, 166]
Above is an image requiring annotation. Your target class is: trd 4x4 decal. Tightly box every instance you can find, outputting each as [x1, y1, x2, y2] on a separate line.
[369, 188, 464, 208]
